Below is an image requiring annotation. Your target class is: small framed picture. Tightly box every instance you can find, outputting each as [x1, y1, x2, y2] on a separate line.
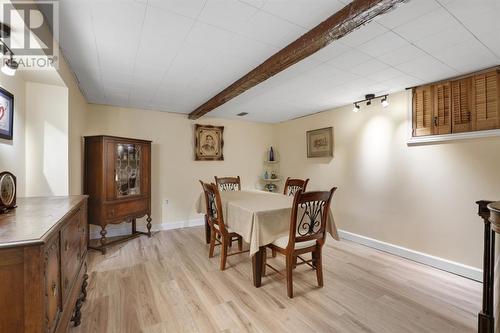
[195, 124, 224, 161]
[0, 87, 14, 141]
[307, 127, 333, 158]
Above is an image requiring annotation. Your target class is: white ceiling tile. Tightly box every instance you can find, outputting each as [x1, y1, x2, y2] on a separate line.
[326, 49, 372, 69]
[375, 0, 440, 29]
[431, 39, 499, 73]
[147, 0, 206, 19]
[90, 0, 147, 72]
[357, 31, 408, 58]
[237, 10, 306, 48]
[366, 67, 405, 83]
[476, 31, 500, 59]
[261, 0, 345, 29]
[413, 25, 476, 55]
[239, 0, 267, 9]
[393, 8, 459, 43]
[198, 0, 259, 32]
[309, 42, 351, 63]
[135, 8, 194, 65]
[338, 22, 387, 47]
[395, 55, 458, 83]
[376, 44, 427, 66]
[348, 59, 390, 76]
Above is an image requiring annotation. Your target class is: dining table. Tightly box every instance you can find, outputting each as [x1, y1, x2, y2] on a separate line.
[196, 189, 339, 287]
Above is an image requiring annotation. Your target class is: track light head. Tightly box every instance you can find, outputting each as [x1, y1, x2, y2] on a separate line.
[381, 96, 389, 108]
[2, 56, 18, 76]
[352, 103, 360, 113]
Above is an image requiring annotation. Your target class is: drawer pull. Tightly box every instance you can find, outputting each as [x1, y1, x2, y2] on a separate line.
[51, 282, 57, 296]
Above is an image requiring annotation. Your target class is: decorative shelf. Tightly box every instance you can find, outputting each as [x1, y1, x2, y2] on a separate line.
[262, 178, 280, 182]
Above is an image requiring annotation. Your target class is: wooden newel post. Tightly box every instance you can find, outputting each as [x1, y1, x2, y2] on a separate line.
[477, 200, 496, 333]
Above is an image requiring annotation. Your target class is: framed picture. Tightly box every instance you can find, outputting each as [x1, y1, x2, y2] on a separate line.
[0, 87, 14, 141]
[307, 127, 333, 158]
[195, 124, 224, 161]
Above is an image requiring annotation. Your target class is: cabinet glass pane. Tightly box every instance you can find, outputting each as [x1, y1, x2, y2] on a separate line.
[115, 144, 141, 197]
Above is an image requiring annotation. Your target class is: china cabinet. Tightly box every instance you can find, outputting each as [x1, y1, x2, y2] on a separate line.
[84, 135, 152, 254]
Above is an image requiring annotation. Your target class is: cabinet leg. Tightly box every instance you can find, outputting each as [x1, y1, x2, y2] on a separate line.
[132, 218, 137, 234]
[71, 296, 83, 327]
[81, 273, 89, 302]
[146, 215, 152, 237]
[100, 227, 107, 255]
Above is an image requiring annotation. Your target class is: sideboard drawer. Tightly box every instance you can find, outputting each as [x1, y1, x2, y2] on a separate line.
[60, 209, 83, 301]
[44, 236, 61, 333]
[104, 199, 148, 221]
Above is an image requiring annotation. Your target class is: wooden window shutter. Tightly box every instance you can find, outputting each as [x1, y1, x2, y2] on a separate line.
[472, 70, 499, 131]
[412, 85, 433, 136]
[451, 78, 473, 133]
[433, 83, 451, 134]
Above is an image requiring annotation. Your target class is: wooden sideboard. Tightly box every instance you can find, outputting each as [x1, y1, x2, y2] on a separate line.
[0, 196, 89, 333]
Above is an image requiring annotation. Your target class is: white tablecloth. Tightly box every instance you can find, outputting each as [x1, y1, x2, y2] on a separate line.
[196, 190, 339, 256]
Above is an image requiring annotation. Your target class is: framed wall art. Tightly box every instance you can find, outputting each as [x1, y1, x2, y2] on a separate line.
[0, 86, 14, 141]
[195, 124, 224, 161]
[306, 127, 333, 158]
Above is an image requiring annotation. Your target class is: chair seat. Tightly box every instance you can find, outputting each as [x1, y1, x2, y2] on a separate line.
[272, 235, 316, 250]
[212, 223, 239, 235]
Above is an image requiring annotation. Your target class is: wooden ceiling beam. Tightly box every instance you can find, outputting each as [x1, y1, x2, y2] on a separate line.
[188, 0, 408, 120]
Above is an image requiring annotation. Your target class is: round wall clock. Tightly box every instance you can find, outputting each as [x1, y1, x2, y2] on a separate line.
[0, 171, 16, 212]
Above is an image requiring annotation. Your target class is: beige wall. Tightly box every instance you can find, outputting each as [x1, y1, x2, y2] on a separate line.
[25, 82, 69, 196]
[275, 90, 500, 268]
[86, 104, 275, 226]
[0, 72, 27, 196]
[56, 56, 88, 195]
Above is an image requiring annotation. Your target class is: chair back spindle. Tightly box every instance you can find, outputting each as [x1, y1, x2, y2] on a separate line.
[215, 176, 241, 191]
[283, 177, 310, 196]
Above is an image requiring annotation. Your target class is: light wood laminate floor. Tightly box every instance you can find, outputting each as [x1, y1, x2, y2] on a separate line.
[71, 227, 481, 333]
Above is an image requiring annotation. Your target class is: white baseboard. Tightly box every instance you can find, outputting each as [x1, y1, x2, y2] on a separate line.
[89, 218, 205, 239]
[338, 230, 482, 282]
[159, 218, 205, 230]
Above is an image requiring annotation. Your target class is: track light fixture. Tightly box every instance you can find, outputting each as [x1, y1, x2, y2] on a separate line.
[352, 94, 389, 112]
[0, 23, 17, 76]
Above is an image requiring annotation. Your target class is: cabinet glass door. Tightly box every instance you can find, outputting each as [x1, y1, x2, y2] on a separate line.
[115, 143, 141, 197]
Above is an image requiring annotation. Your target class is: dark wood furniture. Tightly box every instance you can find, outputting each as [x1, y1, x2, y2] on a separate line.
[265, 188, 336, 298]
[84, 135, 152, 254]
[199, 181, 247, 270]
[205, 176, 241, 243]
[0, 196, 89, 333]
[214, 176, 241, 191]
[477, 200, 500, 333]
[283, 177, 310, 196]
[413, 67, 500, 137]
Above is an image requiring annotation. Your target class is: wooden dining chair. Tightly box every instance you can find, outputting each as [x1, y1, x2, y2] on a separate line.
[266, 187, 337, 298]
[199, 181, 247, 270]
[214, 176, 241, 191]
[283, 177, 310, 196]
